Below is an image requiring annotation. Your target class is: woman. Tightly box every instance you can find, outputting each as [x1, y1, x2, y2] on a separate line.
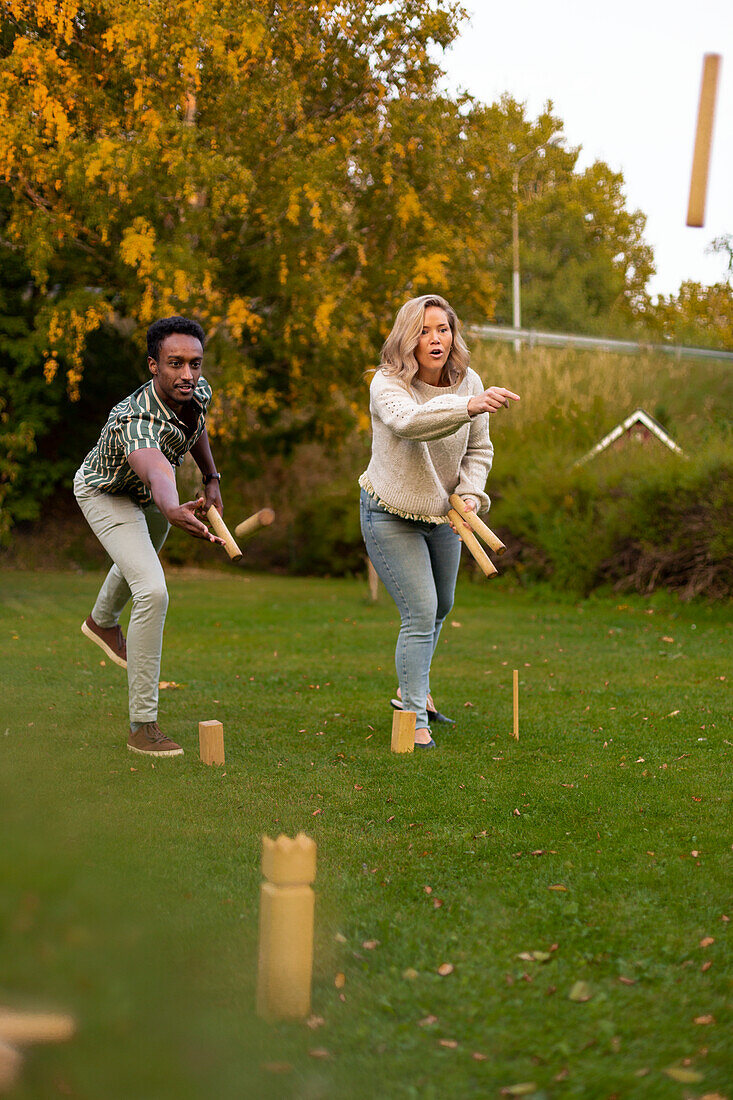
[359, 294, 519, 747]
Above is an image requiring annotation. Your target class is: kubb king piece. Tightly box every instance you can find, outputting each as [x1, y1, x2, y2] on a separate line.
[257, 834, 316, 1020]
[686, 53, 722, 228]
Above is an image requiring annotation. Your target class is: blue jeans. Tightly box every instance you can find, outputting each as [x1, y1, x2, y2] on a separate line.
[360, 489, 461, 729]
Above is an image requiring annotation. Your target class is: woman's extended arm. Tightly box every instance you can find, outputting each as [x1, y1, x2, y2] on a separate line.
[371, 376, 473, 441]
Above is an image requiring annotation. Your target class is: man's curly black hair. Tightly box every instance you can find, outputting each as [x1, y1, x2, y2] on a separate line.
[146, 316, 206, 362]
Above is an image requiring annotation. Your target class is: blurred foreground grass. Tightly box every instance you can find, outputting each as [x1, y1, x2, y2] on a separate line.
[1, 570, 731, 1098]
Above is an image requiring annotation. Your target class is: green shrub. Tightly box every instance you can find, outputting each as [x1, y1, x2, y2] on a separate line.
[289, 485, 365, 576]
[492, 438, 733, 599]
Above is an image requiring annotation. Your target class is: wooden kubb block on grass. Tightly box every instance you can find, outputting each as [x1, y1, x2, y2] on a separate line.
[257, 833, 317, 1020]
[199, 720, 225, 765]
[391, 709, 416, 754]
[0, 1008, 76, 1092]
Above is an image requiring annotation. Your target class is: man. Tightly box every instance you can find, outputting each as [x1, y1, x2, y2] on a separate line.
[74, 315, 225, 758]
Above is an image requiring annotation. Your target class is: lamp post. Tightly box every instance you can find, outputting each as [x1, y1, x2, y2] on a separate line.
[511, 134, 563, 351]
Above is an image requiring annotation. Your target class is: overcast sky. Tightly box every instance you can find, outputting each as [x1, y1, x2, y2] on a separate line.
[440, 0, 732, 299]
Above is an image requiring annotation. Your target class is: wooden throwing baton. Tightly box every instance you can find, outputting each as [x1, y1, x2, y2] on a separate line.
[206, 506, 243, 561]
[448, 509, 497, 578]
[449, 493, 506, 554]
[234, 508, 275, 540]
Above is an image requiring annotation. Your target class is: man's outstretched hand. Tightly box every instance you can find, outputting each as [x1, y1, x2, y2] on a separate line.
[169, 497, 225, 544]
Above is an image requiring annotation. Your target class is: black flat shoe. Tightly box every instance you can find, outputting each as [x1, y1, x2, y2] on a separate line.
[390, 698, 455, 725]
[415, 738, 436, 749]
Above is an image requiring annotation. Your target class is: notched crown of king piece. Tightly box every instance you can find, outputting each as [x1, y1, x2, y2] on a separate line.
[261, 832, 317, 885]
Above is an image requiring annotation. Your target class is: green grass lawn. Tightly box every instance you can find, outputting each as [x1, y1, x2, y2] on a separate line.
[1, 570, 731, 1099]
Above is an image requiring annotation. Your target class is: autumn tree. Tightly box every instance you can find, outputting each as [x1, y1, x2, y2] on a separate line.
[470, 96, 656, 336]
[652, 280, 733, 350]
[0, 0, 661, 540]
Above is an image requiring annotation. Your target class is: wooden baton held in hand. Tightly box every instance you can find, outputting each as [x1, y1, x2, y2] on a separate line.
[448, 509, 498, 578]
[449, 494, 506, 554]
[206, 506, 243, 561]
[234, 508, 275, 540]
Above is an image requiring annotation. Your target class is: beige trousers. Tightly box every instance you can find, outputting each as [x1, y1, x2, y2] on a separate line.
[74, 468, 170, 724]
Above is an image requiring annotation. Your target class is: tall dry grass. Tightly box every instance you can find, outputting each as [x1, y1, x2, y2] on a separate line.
[470, 342, 732, 465]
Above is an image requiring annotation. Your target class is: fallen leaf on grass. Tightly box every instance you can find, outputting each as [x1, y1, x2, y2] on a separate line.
[158, 681, 184, 689]
[334, 932, 347, 944]
[437, 963, 454, 976]
[699, 936, 715, 947]
[472, 1052, 488, 1061]
[305, 1016, 325, 1029]
[309, 1049, 331, 1060]
[618, 976, 636, 985]
[450, 621, 462, 628]
[438, 1039, 458, 1049]
[548, 884, 567, 892]
[312, 809, 322, 816]
[418, 1015, 438, 1027]
[362, 939, 379, 950]
[568, 981, 593, 1002]
[433, 898, 444, 909]
[402, 968, 419, 980]
[262, 1063, 293, 1074]
[694, 1015, 715, 1025]
[661, 636, 675, 643]
[500, 1084, 538, 1097]
[701, 961, 712, 972]
[334, 973, 345, 989]
[664, 1066, 703, 1083]
[463, 700, 474, 707]
[516, 951, 551, 963]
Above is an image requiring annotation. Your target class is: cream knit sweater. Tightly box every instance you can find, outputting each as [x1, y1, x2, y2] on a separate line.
[359, 367, 493, 522]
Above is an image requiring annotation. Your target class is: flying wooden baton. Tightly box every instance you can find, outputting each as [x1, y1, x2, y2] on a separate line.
[234, 508, 275, 540]
[449, 494, 506, 555]
[448, 509, 498, 578]
[206, 506, 243, 561]
[686, 53, 722, 227]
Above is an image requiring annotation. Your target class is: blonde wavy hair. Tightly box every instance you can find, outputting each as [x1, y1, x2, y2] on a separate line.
[380, 294, 470, 387]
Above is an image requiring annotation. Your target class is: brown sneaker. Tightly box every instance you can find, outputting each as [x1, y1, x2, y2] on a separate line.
[81, 615, 127, 668]
[127, 722, 184, 757]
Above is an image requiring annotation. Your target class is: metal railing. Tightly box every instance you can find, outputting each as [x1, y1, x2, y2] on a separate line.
[467, 323, 733, 363]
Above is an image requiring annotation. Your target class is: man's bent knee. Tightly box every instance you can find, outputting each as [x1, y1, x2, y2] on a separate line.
[134, 583, 169, 615]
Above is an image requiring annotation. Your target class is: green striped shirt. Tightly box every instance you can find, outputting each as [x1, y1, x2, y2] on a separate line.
[79, 377, 212, 505]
